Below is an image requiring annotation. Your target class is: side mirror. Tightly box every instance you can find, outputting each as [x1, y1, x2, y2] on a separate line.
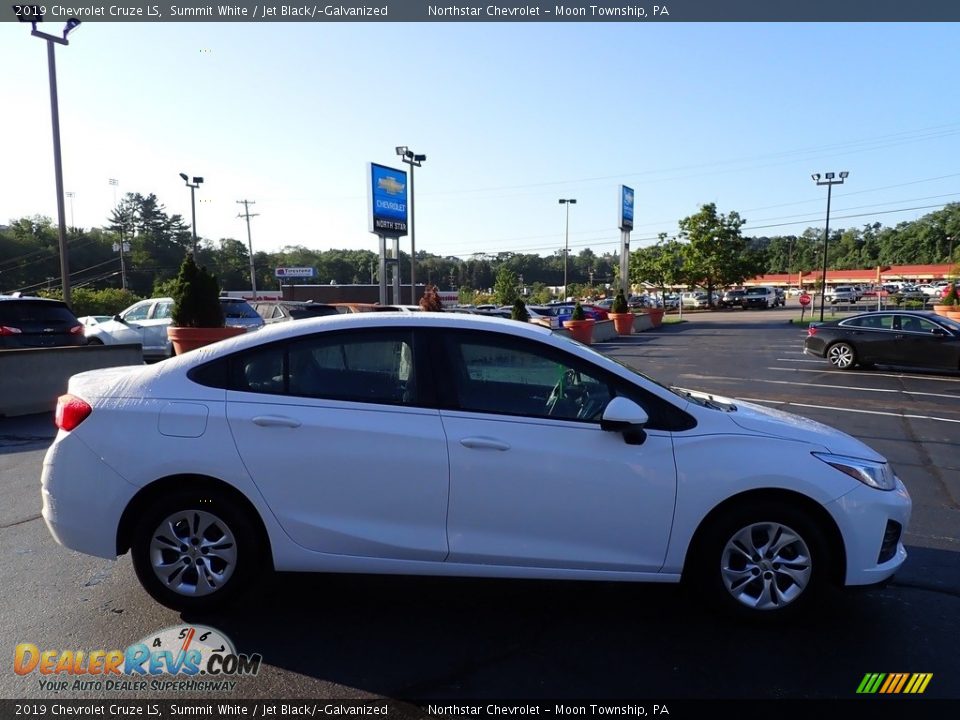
[931, 327, 948, 337]
[113, 314, 123, 322]
[601, 397, 649, 445]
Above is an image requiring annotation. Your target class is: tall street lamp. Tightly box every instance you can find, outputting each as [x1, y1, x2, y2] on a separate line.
[811, 171, 848, 322]
[179, 173, 204, 255]
[19, 10, 82, 307]
[559, 199, 576, 300]
[396, 146, 426, 304]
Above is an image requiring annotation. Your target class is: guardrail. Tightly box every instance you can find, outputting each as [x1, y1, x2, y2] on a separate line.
[0, 344, 144, 417]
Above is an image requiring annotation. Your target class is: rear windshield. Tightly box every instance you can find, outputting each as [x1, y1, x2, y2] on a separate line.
[0, 300, 77, 325]
[288, 306, 339, 318]
[745, 288, 768, 296]
[220, 300, 260, 319]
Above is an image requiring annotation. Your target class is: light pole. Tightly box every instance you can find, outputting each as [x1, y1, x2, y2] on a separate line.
[396, 146, 426, 304]
[559, 198, 576, 300]
[811, 171, 848, 322]
[236, 200, 259, 298]
[19, 10, 82, 307]
[65, 191, 75, 229]
[112, 236, 129, 291]
[179, 173, 204, 255]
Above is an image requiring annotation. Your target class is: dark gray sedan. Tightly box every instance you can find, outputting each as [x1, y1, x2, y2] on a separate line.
[804, 310, 960, 371]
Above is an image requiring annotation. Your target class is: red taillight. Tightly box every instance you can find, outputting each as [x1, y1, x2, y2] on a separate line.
[0, 325, 22, 336]
[55, 394, 92, 431]
[807, 326, 818, 336]
[69, 324, 84, 335]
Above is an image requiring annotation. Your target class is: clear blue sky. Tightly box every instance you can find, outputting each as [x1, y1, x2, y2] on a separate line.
[3, 21, 959, 260]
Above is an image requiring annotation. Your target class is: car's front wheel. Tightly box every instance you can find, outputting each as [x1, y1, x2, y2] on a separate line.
[827, 342, 857, 370]
[130, 488, 263, 611]
[693, 502, 829, 618]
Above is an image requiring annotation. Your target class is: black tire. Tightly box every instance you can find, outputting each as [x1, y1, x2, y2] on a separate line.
[86, 337, 103, 345]
[690, 500, 831, 620]
[827, 341, 857, 370]
[130, 488, 264, 611]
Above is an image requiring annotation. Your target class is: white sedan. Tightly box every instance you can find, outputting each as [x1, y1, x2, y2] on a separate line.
[43, 313, 910, 616]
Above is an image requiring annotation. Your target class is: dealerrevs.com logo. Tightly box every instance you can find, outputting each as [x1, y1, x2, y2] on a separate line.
[14, 625, 261, 693]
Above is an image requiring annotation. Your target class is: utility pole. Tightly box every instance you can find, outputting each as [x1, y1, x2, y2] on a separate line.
[236, 200, 259, 299]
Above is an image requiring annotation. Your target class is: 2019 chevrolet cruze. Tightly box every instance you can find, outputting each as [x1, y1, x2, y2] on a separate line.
[42, 313, 910, 616]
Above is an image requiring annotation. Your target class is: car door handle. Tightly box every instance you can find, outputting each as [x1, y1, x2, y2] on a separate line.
[894, 334, 904, 339]
[252, 415, 302, 428]
[460, 437, 511, 451]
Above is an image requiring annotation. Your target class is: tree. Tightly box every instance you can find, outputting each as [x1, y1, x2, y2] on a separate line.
[677, 203, 762, 307]
[493, 265, 519, 305]
[630, 234, 688, 302]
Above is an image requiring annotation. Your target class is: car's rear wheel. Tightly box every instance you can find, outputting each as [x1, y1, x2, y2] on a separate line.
[86, 337, 103, 345]
[827, 342, 857, 370]
[130, 488, 262, 611]
[692, 502, 829, 618]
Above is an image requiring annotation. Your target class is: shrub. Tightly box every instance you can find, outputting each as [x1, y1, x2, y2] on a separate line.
[612, 289, 629, 314]
[571, 301, 586, 321]
[419, 284, 444, 311]
[943, 284, 959, 306]
[170, 254, 224, 328]
[511, 298, 530, 322]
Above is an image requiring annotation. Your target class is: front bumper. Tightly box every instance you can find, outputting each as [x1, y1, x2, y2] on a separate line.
[826, 476, 912, 586]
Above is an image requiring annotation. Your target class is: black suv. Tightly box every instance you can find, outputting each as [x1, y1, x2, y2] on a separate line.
[0, 295, 85, 348]
[719, 289, 746, 308]
[251, 300, 339, 325]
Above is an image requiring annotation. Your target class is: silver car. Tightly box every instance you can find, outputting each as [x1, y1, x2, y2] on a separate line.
[85, 297, 263, 360]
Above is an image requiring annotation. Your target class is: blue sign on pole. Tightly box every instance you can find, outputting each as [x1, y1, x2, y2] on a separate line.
[619, 185, 634, 231]
[368, 163, 408, 237]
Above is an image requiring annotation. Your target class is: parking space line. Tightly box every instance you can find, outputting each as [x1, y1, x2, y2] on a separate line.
[680, 374, 960, 401]
[734, 397, 960, 424]
[767, 367, 960, 383]
[784, 402, 960, 424]
[776, 358, 824, 363]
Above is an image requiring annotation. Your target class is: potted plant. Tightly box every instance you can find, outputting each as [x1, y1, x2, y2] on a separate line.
[934, 283, 958, 317]
[510, 298, 530, 322]
[166, 254, 245, 355]
[562, 301, 594, 344]
[608, 289, 634, 335]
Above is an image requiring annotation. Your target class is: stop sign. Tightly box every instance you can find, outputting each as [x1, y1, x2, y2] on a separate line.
[799, 293, 812, 306]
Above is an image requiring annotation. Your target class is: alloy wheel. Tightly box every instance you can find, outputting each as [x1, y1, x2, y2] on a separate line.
[148, 510, 237, 597]
[827, 343, 855, 369]
[720, 522, 813, 610]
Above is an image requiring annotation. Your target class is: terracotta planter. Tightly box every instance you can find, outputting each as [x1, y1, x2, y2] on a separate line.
[933, 304, 952, 317]
[946, 309, 960, 322]
[562, 318, 595, 344]
[167, 326, 246, 355]
[608, 312, 634, 336]
[644, 308, 665, 328]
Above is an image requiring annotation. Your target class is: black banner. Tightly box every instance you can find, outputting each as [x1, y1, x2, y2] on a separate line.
[4, 1, 960, 23]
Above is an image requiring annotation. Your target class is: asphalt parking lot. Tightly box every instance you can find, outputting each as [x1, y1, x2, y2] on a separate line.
[1, 309, 958, 706]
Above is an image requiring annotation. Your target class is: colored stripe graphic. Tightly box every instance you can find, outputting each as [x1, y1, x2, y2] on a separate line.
[858, 673, 932, 694]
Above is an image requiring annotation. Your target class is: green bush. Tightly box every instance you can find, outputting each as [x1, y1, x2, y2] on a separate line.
[511, 298, 530, 322]
[571, 301, 586, 321]
[39, 287, 141, 317]
[170, 254, 224, 328]
[611, 289, 629, 314]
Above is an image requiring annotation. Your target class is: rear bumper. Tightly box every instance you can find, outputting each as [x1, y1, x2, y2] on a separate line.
[41, 432, 137, 559]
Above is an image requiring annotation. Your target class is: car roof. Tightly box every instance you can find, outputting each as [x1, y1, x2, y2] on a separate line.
[0, 295, 66, 304]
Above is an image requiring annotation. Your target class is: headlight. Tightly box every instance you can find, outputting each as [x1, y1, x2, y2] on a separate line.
[813, 452, 896, 491]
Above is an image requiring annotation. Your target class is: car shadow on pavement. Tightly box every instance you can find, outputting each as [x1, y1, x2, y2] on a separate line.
[183, 544, 960, 700]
